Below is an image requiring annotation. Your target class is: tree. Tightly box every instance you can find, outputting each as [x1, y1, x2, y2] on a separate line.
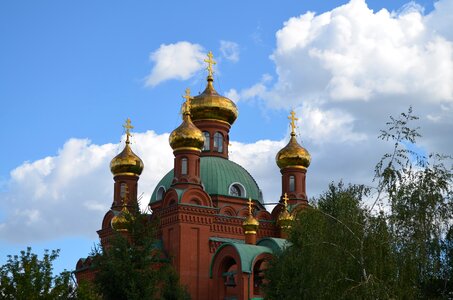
[265, 107, 453, 299]
[90, 210, 190, 300]
[375, 107, 453, 298]
[265, 183, 396, 299]
[0, 247, 75, 300]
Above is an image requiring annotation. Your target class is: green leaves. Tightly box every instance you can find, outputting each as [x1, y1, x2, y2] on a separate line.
[90, 213, 190, 300]
[0, 247, 74, 300]
[265, 107, 453, 299]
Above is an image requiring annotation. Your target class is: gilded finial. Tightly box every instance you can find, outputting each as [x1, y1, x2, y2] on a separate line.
[247, 197, 253, 216]
[123, 118, 134, 144]
[288, 110, 298, 136]
[182, 88, 192, 115]
[204, 51, 216, 78]
[283, 193, 289, 208]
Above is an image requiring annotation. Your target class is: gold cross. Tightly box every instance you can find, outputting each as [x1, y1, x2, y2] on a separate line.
[123, 118, 134, 144]
[283, 193, 289, 208]
[288, 110, 298, 134]
[204, 51, 216, 77]
[248, 198, 253, 215]
[182, 88, 192, 114]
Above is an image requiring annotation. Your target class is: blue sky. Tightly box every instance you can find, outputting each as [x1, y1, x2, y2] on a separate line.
[1, 0, 452, 275]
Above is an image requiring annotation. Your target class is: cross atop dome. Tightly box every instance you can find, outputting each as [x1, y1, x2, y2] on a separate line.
[288, 110, 298, 136]
[204, 51, 216, 78]
[282, 192, 289, 208]
[123, 118, 134, 144]
[182, 88, 192, 114]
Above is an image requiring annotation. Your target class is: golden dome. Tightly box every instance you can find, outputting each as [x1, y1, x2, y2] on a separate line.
[276, 111, 311, 169]
[111, 207, 130, 232]
[276, 133, 311, 169]
[191, 77, 238, 125]
[110, 119, 144, 176]
[242, 198, 259, 234]
[277, 193, 294, 229]
[277, 209, 294, 229]
[169, 88, 205, 151]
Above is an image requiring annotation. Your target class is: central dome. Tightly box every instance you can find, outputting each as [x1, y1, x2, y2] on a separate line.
[150, 156, 263, 204]
[190, 77, 238, 125]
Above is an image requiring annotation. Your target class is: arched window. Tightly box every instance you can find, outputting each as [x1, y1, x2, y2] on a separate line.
[181, 158, 188, 175]
[214, 132, 223, 153]
[203, 131, 210, 151]
[229, 183, 246, 197]
[156, 186, 165, 201]
[289, 175, 295, 192]
[120, 183, 128, 201]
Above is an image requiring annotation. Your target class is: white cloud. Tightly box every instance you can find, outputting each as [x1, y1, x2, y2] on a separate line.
[267, 0, 453, 106]
[233, 0, 453, 160]
[145, 41, 205, 87]
[219, 40, 240, 62]
[0, 131, 173, 243]
[225, 88, 240, 103]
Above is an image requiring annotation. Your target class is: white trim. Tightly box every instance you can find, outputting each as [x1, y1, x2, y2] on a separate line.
[156, 185, 166, 201]
[228, 182, 246, 198]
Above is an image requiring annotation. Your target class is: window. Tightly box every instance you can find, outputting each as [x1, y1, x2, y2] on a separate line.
[203, 132, 210, 151]
[230, 185, 241, 197]
[229, 183, 246, 197]
[156, 186, 165, 201]
[120, 183, 128, 201]
[181, 158, 188, 175]
[214, 132, 223, 153]
[289, 175, 295, 192]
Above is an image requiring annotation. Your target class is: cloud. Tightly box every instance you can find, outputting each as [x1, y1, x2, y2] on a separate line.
[0, 132, 173, 243]
[268, 0, 453, 106]
[3, 129, 359, 243]
[219, 40, 240, 62]
[145, 41, 205, 87]
[234, 0, 453, 167]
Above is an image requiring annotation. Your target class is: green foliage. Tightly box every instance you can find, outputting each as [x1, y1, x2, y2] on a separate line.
[265, 183, 395, 299]
[90, 212, 190, 300]
[265, 107, 453, 299]
[0, 247, 75, 300]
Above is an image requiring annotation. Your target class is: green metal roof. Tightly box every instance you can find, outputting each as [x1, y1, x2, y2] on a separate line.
[150, 156, 263, 204]
[209, 243, 273, 277]
[256, 238, 290, 254]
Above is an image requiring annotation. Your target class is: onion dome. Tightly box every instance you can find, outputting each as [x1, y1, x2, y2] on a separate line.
[277, 193, 294, 229]
[110, 119, 144, 176]
[190, 51, 238, 125]
[276, 111, 311, 169]
[169, 88, 205, 151]
[111, 206, 130, 232]
[242, 198, 259, 234]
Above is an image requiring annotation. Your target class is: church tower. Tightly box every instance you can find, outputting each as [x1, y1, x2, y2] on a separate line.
[99, 118, 144, 245]
[190, 51, 238, 159]
[275, 110, 311, 205]
[169, 88, 204, 187]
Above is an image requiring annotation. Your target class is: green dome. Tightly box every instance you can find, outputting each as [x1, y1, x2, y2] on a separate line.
[150, 156, 263, 204]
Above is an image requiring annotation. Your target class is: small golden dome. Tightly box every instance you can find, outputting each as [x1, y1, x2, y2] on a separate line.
[277, 193, 294, 229]
[111, 207, 130, 232]
[276, 133, 311, 169]
[276, 110, 311, 169]
[169, 88, 205, 151]
[191, 77, 238, 125]
[110, 119, 144, 176]
[242, 198, 259, 234]
[277, 209, 294, 229]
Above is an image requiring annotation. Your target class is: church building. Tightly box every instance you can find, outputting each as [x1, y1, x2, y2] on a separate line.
[75, 52, 311, 300]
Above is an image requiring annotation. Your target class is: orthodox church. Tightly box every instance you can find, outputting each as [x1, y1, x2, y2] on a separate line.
[75, 52, 311, 300]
